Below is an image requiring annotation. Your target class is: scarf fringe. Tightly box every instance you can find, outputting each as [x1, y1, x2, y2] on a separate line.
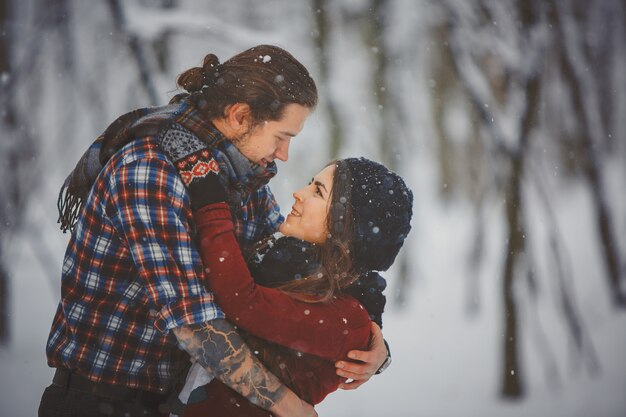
[57, 185, 84, 233]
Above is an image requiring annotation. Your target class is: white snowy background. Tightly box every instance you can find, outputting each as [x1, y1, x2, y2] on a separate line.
[1, 1, 625, 416]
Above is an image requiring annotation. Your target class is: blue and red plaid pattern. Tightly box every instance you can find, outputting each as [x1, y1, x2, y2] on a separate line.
[231, 183, 284, 255]
[46, 136, 282, 392]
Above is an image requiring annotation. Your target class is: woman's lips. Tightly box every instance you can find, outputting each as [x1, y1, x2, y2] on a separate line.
[290, 207, 301, 217]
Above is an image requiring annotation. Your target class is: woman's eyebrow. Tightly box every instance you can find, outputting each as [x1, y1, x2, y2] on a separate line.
[312, 178, 328, 194]
[280, 130, 297, 137]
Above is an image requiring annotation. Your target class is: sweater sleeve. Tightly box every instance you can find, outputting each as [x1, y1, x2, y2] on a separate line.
[193, 203, 371, 361]
[108, 157, 224, 333]
[267, 350, 341, 404]
[183, 357, 339, 417]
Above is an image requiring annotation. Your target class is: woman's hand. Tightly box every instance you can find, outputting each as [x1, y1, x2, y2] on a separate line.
[334, 322, 388, 390]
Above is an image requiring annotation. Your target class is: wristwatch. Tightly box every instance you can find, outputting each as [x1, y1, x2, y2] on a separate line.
[375, 340, 392, 375]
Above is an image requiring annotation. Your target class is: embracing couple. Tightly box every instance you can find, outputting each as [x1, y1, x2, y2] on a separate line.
[39, 44, 413, 417]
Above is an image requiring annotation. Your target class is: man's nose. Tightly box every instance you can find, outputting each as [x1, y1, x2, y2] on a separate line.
[274, 141, 290, 162]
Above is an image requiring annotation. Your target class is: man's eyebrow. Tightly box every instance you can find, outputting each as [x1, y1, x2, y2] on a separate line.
[312, 178, 328, 193]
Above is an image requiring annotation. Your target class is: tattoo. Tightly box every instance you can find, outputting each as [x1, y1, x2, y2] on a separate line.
[173, 319, 287, 410]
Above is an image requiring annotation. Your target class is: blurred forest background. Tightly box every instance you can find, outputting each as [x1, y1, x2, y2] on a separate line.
[0, 0, 625, 416]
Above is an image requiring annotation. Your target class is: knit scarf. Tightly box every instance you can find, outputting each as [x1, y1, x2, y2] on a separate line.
[57, 95, 277, 232]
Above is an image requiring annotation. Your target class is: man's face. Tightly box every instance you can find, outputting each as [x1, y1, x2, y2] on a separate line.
[234, 103, 310, 167]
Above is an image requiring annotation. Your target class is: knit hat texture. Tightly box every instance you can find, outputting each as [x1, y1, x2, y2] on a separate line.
[344, 157, 413, 272]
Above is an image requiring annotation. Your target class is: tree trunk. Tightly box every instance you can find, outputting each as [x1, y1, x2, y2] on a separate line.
[551, 0, 626, 307]
[152, 0, 176, 73]
[312, 0, 344, 159]
[0, 265, 7, 344]
[0, 0, 13, 344]
[365, 0, 392, 166]
[0, 0, 15, 126]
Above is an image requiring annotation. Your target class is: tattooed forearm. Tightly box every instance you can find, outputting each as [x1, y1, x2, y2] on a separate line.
[173, 319, 288, 410]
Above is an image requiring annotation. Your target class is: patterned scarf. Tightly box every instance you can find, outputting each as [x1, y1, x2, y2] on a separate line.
[57, 95, 276, 232]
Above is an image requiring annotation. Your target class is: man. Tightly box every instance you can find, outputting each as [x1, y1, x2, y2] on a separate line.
[39, 45, 388, 417]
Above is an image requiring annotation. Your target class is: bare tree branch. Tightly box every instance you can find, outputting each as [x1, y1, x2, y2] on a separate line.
[442, 0, 547, 398]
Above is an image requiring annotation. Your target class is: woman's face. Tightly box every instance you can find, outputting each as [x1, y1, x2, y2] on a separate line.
[279, 164, 335, 245]
[235, 103, 310, 167]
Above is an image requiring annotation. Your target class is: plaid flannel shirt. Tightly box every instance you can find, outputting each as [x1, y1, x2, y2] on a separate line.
[46, 136, 283, 393]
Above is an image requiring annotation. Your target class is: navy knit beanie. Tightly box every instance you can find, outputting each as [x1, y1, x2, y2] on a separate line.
[343, 157, 413, 272]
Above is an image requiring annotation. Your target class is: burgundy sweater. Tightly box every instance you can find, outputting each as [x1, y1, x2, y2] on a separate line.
[183, 203, 372, 415]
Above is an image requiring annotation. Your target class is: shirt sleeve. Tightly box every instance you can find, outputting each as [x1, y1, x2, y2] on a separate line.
[193, 203, 371, 361]
[107, 157, 224, 332]
[258, 185, 285, 234]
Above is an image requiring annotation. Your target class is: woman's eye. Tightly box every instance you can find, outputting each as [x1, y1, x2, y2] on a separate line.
[315, 187, 323, 196]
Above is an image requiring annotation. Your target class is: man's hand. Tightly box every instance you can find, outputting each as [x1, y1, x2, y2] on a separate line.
[335, 322, 387, 390]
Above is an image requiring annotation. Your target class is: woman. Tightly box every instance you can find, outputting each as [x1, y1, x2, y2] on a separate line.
[174, 156, 413, 416]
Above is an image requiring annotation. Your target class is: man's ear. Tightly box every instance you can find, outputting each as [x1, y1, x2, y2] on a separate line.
[225, 103, 252, 133]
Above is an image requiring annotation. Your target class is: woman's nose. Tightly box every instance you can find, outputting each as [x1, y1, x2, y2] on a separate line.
[293, 188, 304, 201]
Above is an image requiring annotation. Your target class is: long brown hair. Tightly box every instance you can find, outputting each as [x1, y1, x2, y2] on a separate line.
[242, 160, 363, 402]
[275, 159, 358, 303]
[176, 45, 318, 126]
